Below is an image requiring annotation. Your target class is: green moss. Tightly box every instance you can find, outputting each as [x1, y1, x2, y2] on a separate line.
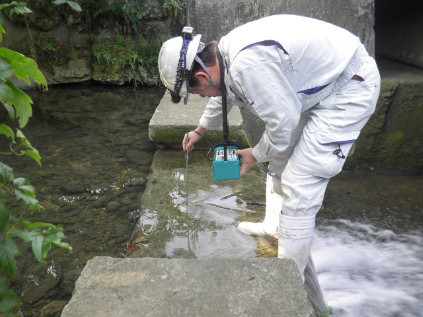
[386, 131, 405, 148]
[151, 127, 248, 149]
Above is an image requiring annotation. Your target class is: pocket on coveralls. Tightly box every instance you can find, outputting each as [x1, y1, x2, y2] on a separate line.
[291, 130, 360, 178]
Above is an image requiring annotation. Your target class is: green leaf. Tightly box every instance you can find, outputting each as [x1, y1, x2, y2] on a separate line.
[0, 124, 15, 141]
[11, 229, 32, 242]
[25, 150, 42, 166]
[42, 237, 51, 260]
[12, 177, 29, 187]
[0, 48, 47, 86]
[0, 163, 14, 183]
[14, 189, 40, 212]
[0, 276, 21, 313]
[13, 178, 36, 197]
[0, 84, 13, 107]
[53, 0, 67, 4]
[16, 129, 35, 150]
[26, 222, 52, 230]
[67, 1, 82, 11]
[0, 238, 21, 274]
[0, 57, 14, 79]
[53, 240, 73, 252]
[3, 81, 32, 128]
[30, 229, 45, 263]
[14, 5, 32, 14]
[0, 201, 10, 232]
[2, 103, 16, 120]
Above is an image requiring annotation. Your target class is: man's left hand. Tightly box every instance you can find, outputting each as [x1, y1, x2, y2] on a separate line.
[235, 148, 257, 176]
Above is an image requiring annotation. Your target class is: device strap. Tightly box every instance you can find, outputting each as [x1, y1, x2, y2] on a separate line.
[217, 49, 229, 161]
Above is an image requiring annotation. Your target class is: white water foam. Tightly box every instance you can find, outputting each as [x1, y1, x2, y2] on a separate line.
[313, 219, 423, 317]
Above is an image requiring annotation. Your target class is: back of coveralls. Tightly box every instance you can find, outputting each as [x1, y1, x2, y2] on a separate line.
[199, 15, 381, 217]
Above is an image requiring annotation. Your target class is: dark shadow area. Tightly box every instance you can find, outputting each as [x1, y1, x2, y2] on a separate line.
[375, 0, 423, 68]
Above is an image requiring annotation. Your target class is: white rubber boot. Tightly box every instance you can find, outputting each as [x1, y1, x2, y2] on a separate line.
[238, 173, 283, 238]
[278, 213, 315, 281]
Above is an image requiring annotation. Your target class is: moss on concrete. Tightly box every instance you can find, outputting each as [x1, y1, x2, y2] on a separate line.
[150, 126, 249, 149]
[345, 77, 423, 174]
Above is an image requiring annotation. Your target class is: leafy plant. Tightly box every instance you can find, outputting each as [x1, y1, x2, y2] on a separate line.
[0, 2, 76, 315]
[45, 42, 56, 51]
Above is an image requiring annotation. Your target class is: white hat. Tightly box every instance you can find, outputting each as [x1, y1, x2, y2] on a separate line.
[158, 27, 204, 104]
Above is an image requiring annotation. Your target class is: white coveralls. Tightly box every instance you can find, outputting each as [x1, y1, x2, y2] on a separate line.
[198, 15, 380, 276]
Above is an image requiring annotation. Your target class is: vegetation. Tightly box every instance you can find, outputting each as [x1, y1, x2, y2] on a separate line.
[89, 34, 161, 85]
[88, 0, 185, 35]
[0, 2, 76, 315]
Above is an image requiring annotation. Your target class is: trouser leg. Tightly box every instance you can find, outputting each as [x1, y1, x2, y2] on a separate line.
[278, 56, 380, 279]
[237, 112, 310, 238]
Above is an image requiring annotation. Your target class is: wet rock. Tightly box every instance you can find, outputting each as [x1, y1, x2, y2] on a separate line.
[106, 201, 121, 212]
[85, 240, 97, 252]
[48, 58, 92, 85]
[92, 157, 107, 165]
[108, 239, 117, 248]
[61, 268, 83, 296]
[126, 178, 147, 188]
[63, 180, 85, 194]
[63, 209, 81, 219]
[60, 204, 79, 213]
[133, 139, 156, 153]
[114, 224, 131, 236]
[40, 300, 68, 317]
[126, 149, 153, 165]
[21, 275, 61, 304]
[64, 223, 83, 233]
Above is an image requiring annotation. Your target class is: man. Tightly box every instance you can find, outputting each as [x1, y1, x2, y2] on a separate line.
[158, 15, 380, 279]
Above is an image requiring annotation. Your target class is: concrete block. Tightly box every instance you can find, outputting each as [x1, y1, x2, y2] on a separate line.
[61, 256, 314, 317]
[149, 91, 248, 148]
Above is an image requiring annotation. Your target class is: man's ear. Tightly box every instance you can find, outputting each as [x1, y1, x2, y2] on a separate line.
[193, 70, 210, 83]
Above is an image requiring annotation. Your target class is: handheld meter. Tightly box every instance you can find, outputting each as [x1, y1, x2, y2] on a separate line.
[213, 146, 241, 181]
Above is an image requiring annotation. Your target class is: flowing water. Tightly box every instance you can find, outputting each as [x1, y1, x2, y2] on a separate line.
[315, 173, 423, 317]
[1, 84, 422, 316]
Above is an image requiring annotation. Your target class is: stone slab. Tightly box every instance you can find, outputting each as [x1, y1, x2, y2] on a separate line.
[149, 91, 248, 148]
[61, 256, 314, 317]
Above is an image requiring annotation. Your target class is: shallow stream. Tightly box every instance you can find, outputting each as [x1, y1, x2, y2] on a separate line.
[1, 84, 422, 317]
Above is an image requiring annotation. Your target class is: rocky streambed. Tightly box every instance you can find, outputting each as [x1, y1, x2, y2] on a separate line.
[0, 83, 163, 316]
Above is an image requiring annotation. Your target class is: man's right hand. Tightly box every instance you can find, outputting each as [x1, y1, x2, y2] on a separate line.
[182, 131, 200, 151]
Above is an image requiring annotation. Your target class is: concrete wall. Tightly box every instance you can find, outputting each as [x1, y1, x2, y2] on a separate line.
[187, 0, 375, 55]
[375, 0, 423, 68]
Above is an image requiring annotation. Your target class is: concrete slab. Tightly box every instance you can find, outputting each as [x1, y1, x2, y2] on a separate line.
[149, 91, 248, 149]
[61, 256, 314, 317]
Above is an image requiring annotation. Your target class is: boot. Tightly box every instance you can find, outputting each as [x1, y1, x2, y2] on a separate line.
[238, 173, 282, 238]
[278, 213, 315, 281]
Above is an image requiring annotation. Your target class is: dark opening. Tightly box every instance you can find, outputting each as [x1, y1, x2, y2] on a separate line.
[375, 0, 423, 68]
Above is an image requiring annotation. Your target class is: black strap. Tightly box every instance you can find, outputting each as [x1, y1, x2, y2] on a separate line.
[217, 49, 229, 161]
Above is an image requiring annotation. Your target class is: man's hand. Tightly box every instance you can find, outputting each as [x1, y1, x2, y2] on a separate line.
[235, 148, 257, 176]
[182, 131, 202, 151]
[183, 126, 207, 151]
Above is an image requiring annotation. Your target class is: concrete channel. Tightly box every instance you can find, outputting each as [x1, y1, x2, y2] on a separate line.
[61, 94, 316, 316]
